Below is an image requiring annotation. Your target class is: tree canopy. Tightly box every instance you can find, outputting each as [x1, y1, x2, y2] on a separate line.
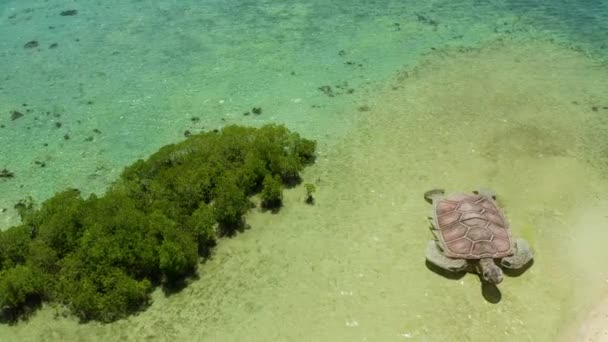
[0, 124, 316, 323]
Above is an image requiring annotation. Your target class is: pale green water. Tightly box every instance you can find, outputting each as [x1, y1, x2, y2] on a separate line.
[1, 1, 608, 341]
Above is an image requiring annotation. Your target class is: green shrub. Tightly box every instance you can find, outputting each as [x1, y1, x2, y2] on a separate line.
[236, 154, 267, 195]
[212, 174, 250, 233]
[26, 240, 59, 279]
[158, 230, 198, 280]
[79, 195, 163, 279]
[0, 225, 32, 271]
[187, 204, 216, 256]
[27, 189, 87, 258]
[304, 183, 316, 205]
[293, 137, 317, 165]
[260, 175, 283, 209]
[57, 260, 151, 322]
[0, 124, 316, 322]
[0, 265, 44, 310]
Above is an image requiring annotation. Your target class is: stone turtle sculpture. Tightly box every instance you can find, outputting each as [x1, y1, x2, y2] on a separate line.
[424, 188, 533, 284]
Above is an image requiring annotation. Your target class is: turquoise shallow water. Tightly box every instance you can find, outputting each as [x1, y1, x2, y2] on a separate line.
[1, 1, 608, 341]
[1, 0, 606, 216]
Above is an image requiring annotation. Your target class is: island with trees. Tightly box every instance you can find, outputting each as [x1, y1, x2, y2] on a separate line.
[0, 124, 316, 323]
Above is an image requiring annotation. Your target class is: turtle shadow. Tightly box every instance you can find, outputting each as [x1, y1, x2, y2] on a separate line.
[480, 260, 534, 303]
[503, 259, 534, 277]
[425, 260, 466, 280]
[480, 279, 502, 304]
[425, 261, 503, 303]
[478, 260, 535, 304]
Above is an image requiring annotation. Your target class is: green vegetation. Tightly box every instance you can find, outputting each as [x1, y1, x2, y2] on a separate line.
[260, 175, 283, 210]
[304, 183, 316, 205]
[0, 124, 316, 323]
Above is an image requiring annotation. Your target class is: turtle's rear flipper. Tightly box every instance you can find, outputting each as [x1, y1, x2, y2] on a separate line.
[425, 240, 467, 272]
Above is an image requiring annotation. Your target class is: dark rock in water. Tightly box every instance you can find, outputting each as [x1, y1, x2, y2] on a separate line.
[252, 107, 262, 115]
[60, 9, 78, 16]
[318, 85, 334, 97]
[24, 40, 39, 48]
[415, 13, 438, 27]
[0, 169, 14, 178]
[184, 130, 192, 137]
[49, 43, 58, 49]
[10, 110, 24, 120]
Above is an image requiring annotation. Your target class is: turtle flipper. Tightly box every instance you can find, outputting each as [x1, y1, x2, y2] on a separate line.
[473, 187, 497, 200]
[425, 240, 467, 272]
[424, 189, 445, 204]
[500, 238, 533, 269]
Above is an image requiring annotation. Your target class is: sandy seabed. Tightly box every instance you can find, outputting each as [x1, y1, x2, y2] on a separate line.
[564, 294, 608, 342]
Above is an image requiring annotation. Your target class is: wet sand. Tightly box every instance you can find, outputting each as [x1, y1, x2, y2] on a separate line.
[580, 300, 608, 342]
[564, 294, 608, 342]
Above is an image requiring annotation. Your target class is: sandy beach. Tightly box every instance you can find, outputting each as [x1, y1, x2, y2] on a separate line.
[568, 295, 608, 342]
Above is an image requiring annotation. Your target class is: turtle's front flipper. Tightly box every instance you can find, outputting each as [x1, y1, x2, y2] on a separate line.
[425, 241, 467, 272]
[500, 238, 534, 269]
[424, 189, 445, 204]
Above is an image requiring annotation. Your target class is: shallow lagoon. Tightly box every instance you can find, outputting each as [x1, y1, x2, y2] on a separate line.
[1, 1, 608, 341]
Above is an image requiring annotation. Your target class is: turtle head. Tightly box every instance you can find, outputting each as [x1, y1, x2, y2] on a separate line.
[479, 258, 503, 284]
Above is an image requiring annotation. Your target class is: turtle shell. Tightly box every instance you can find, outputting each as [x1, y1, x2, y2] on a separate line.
[430, 192, 514, 259]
